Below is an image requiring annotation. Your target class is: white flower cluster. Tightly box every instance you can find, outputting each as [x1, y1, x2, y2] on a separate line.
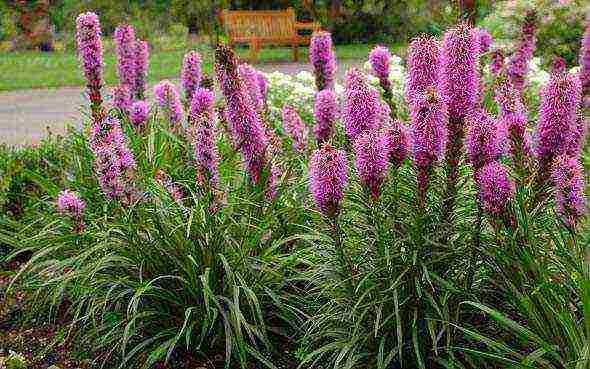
[264, 70, 326, 124]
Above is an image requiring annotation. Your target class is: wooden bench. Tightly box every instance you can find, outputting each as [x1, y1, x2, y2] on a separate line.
[220, 8, 321, 62]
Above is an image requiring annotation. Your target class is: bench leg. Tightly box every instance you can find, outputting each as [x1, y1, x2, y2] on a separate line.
[292, 43, 299, 62]
[250, 39, 260, 63]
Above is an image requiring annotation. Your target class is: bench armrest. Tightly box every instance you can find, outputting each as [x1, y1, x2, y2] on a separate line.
[295, 22, 321, 32]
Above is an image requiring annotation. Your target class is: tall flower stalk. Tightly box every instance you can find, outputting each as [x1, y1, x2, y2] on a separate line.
[181, 51, 202, 101]
[343, 68, 380, 141]
[189, 87, 220, 191]
[134, 40, 149, 99]
[215, 44, 269, 187]
[154, 81, 184, 128]
[551, 155, 587, 228]
[369, 46, 396, 116]
[282, 105, 308, 153]
[535, 67, 582, 184]
[411, 89, 447, 205]
[506, 11, 537, 94]
[495, 80, 529, 177]
[440, 24, 479, 218]
[353, 130, 389, 201]
[114, 25, 137, 90]
[75, 12, 104, 123]
[310, 31, 337, 91]
[405, 35, 441, 109]
[314, 89, 339, 145]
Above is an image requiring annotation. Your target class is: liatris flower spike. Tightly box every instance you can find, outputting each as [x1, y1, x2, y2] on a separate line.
[181, 51, 202, 101]
[405, 35, 441, 108]
[111, 85, 131, 114]
[314, 89, 339, 145]
[383, 120, 409, 169]
[57, 190, 86, 232]
[477, 28, 493, 54]
[566, 116, 588, 157]
[114, 24, 137, 89]
[75, 12, 104, 121]
[466, 111, 506, 171]
[535, 67, 581, 175]
[215, 44, 268, 186]
[154, 80, 183, 127]
[239, 64, 265, 112]
[134, 40, 149, 99]
[310, 31, 337, 91]
[495, 81, 528, 174]
[282, 105, 308, 153]
[343, 68, 380, 141]
[353, 130, 389, 201]
[507, 10, 537, 93]
[411, 89, 447, 200]
[189, 87, 220, 190]
[441, 24, 479, 123]
[476, 161, 515, 218]
[130, 100, 149, 128]
[551, 155, 586, 227]
[369, 46, 392, 96]
[309, 144, 348, 218]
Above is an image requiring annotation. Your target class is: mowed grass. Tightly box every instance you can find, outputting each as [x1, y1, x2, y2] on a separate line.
[0, 43, 395, 92]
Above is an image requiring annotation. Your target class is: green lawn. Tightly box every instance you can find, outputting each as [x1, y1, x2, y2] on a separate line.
[0, 43, 398, 92]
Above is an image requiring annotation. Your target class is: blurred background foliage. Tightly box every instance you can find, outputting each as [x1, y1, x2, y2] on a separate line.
[0, 0, 588, 65]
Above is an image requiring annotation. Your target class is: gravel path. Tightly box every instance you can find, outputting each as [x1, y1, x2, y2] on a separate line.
[0, 60, 361, 146]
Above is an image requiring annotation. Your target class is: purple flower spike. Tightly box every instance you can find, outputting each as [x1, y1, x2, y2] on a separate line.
[466, 111, 506, 170]
[490, 50, 505, 76]
[114, 25, 137, 89]
[314, 89, 339, 145]
[130, 100, 149, 128]
[580, 19, 590, 100]
[369, 46, 392, 94]
[411, 90, 447, 196]
[75, 12, 104, 120]
[477, 28, 493, 54]
[383, 120, 409, 169]
[189, 87, 220, 190]
[181, 51, 202, 101]
[282, 105, 308, 153]
[405, 36, 441, 108]
[566, 116, 587, 157]
[551, 155, 586, 227]
[441, 24, 479, 122]
[57, 189, 85, 219]
[111, 85, 132, 114]
[134, 40, 149, 99]
[310, 31, 337, 91]
[411, 90, 447, 170]
[238, 64, 265, 112]
[215, 45, 268, 186]
[353, 130, 389, 201]
[535, 70, 582, 169]
[154, 80, 183, 126]
[90, 116, 136, 202]
[57, 189, 86, 232]
[309, 144, 348, 217]
[476, 162, 515, 217]
[507, 11, 537, 93]
[343, 68, 380, 140]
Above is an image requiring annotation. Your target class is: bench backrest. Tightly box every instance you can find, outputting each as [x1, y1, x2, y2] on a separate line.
[221, 8, 298, 42]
